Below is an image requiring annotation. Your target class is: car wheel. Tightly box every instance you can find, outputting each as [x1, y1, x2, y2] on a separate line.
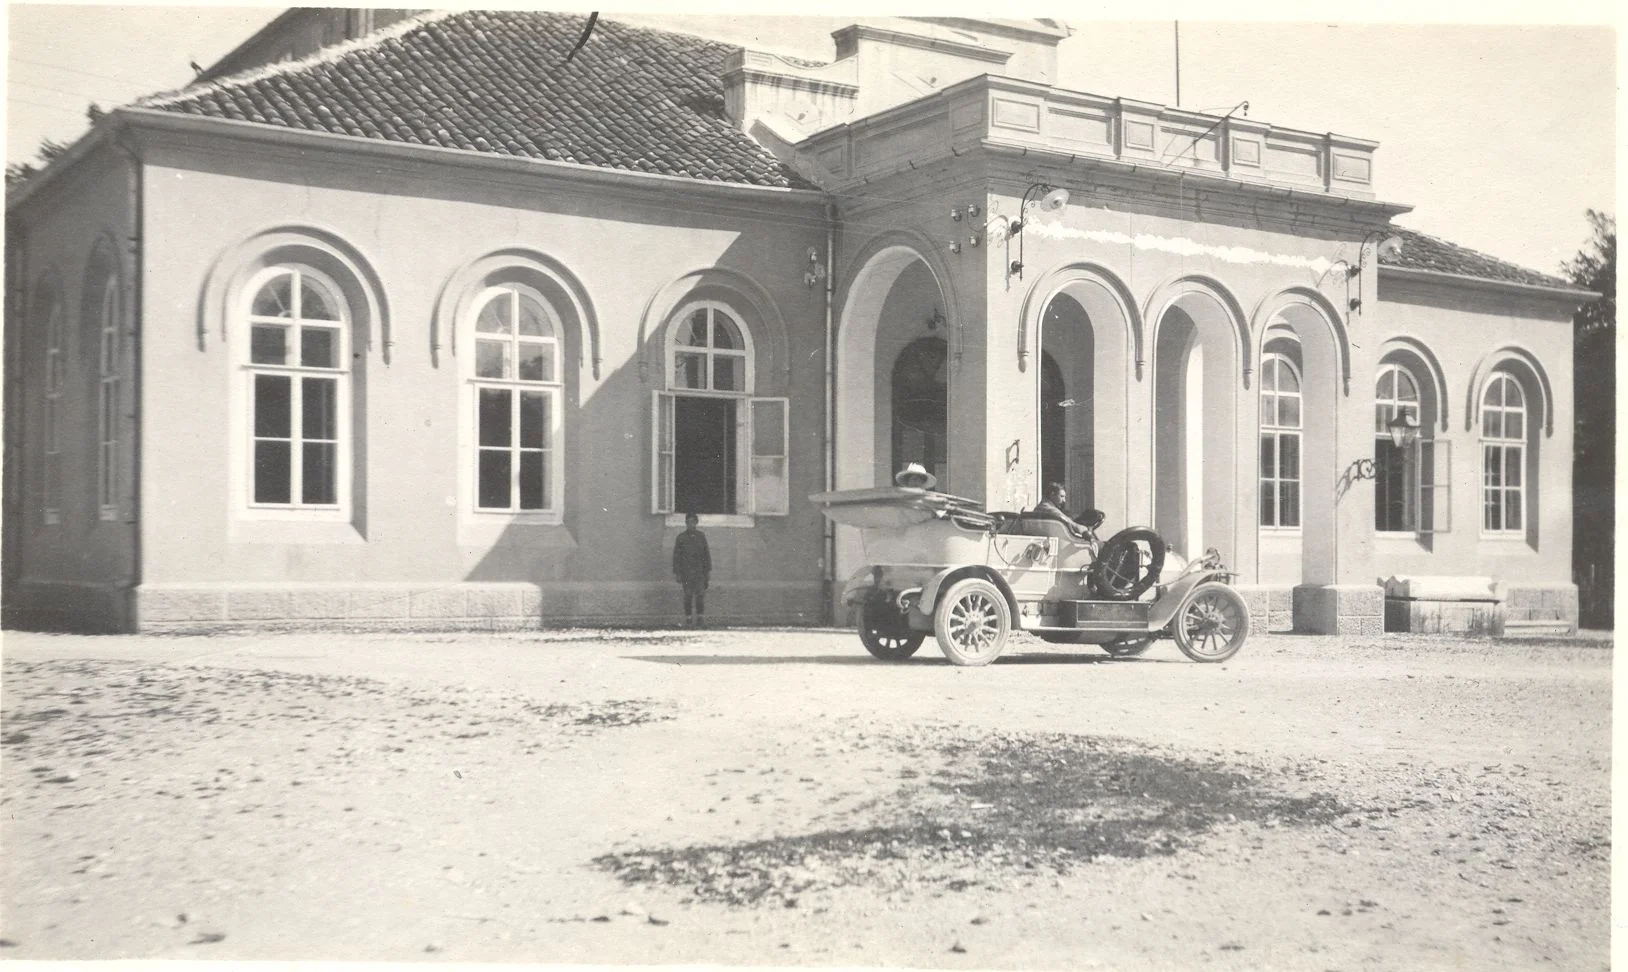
[1088, 527, 1166, 600]
[933, 578, 1011, 667]
[858, 596, 926, 661]
[1101, 635, 1154, 657]
[1172, 584, 1251, 663]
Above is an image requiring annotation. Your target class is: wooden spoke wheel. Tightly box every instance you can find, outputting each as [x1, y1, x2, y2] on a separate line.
[858, 596, 926, 661]
[1101, 635, 1155, 658]
[1172, 584, 1251, 663]
[933, 578, 1011, 667]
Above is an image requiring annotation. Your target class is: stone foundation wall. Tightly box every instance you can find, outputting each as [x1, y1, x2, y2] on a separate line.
[1495, 583, 1579, 636]
[4, 580, 132, 633]
[1292, 584, 1385, 635]
[131, 581, 824, 633]
[1231, 585, 1294, 632]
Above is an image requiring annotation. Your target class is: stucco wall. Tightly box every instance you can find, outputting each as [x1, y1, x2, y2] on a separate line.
[131, 135, 830, 628]
[1371, 275, 1575, 584]
[5, 145, 139, 630]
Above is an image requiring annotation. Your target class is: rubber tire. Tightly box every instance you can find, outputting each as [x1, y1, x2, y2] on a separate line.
[1088, 527, 1166, 601]
[1172, 584, 1251, 663]
[933, 578, 1011, 667]
[1101, 635, 1155, 658]
[858, 597, 926, 661]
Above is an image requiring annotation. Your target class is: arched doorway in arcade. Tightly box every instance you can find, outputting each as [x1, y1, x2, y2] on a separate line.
[1037, 291, 1097, 510]
[891, 336, 948, 484]
[1151, 292, 1241, 561]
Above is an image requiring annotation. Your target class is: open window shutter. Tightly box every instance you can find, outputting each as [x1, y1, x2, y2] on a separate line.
[651, 390, 674, 514]
[748, 397, 789, 515]
[1417, 438, 1451, 534]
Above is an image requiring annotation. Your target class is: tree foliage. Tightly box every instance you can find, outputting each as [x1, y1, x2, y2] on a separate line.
[1566, 209, 1615, 626]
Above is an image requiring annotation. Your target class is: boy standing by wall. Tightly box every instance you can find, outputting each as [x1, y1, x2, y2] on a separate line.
[672, 513, 711, 628]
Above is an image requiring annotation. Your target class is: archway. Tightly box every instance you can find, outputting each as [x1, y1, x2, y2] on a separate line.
[1040, 351, 1066, 492]
[835, 240, 952, 579]
[891, 336, 948, 482]
[1150, 287, 1245, 561]
[1038, 295, 1093, 510]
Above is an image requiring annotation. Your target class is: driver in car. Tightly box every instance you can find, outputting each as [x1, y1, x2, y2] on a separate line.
[1030, 482, 1104, 542]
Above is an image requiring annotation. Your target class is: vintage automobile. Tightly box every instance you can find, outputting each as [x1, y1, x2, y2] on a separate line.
[812, 482, 1250, 667]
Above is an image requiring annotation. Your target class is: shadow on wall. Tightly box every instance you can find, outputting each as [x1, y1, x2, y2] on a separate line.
[459, 230, 825, 626]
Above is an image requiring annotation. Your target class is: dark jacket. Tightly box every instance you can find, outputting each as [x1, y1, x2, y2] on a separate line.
[673, 529, 711, 585]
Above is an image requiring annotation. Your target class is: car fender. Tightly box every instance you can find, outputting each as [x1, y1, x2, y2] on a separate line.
[920, 565, 1020, 620]
[1147, 571, 1238, 631]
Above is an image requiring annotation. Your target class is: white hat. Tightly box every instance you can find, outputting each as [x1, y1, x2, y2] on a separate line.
[894, 462, 938, 490]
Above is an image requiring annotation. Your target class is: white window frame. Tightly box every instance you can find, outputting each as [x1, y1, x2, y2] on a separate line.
[653, 300, 785, 525]
[95, 275, 121, 521]
[239, 264, 352, 520]
[1480, 370, 1527, 537]
[41, 293, 63, 526]
[465, 283, 564, 522]
[1258, 352, 1302, 531]
[1373, 362, 1421, 534]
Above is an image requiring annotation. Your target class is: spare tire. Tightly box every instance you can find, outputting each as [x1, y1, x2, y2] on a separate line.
[1088, 527, 1166, 600]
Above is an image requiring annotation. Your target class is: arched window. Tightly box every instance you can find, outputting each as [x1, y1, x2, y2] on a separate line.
[1481, 370, 1526, 534]
[1374, 362, 1420, 531]
[468, 283, 562, 515]
[90, 272, 121, 520]
[892, 336, 948, 485]
[1258, 352, 1301, 529]
[244, 265, 350, 509]
[653, 300, 786, 519]
[38, 287, 64, 525]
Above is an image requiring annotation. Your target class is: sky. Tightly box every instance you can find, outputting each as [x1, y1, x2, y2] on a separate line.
[3, 3, 1618, 278]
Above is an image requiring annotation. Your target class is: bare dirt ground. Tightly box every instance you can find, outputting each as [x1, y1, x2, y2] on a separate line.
[0, 626, 1611, 969]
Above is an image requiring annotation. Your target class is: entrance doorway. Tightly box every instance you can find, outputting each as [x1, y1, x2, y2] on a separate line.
[891, 336, 948, 483]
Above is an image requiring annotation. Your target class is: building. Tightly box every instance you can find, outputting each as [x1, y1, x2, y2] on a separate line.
[3, 11, 1595, 634]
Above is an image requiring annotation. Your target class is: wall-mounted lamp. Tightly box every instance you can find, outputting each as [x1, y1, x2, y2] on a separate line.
[968, 233, 981, 248]
[803, 246, 827, 288]
[1007, 183, 1071, 281]
[948, 240, 962, 254]
[1349, 411, 1423, 479]
[950, 207, 962, 222]
[1341, 231, 1405, 313]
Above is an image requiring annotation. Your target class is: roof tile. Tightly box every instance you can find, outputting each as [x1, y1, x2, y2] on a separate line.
[140, 10, 813, 190]
[1381, 227, 1571, 289]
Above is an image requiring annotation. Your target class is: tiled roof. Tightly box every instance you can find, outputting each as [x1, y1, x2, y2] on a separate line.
[138, 10, 814, 190]
[1381, 227, 1572, 290]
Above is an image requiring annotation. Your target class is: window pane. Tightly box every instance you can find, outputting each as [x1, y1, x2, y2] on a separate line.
[252, 274, 294, 318]
[1261, 392, 1275, 427]
[1260, 486, 1276, 526]
[1277, 365, 1300, 395]
[478, 388, 511, 447]
[302, 442, 337, 504]
[251, 325, 288, 365]
[519, 451, 546, 510]
[302, 378, 337, 441]
[1279, 395, 1300, 428]
[1502, 378, 1523, 410]
[1505, 447, 1522, 487]
[1260, 434, 1275, 477]
[1484, 493, 1502, 532]
[676, 310, 708, 347]
[1483, 377, 1504, 409]
[1376, 367, 1394, 401]
[254, 375, 292, 438]
[517, 341, 554, 383]
[1505, 409, 1523, 441]
[300, 326, 338, 368]
[300, 277, 340, 321]
[1279, 483, 1300, 527]
[1279, 434, 1300, 479]
[517, 294, 551, 337]
[712, 312, 742, 350]
[1505, 488, 1522, 531]
[477, 450, 511, 508]
[713, 354, 743, 392]
[519, 391, 548, 448]
[753, 400, 785, 455]
[674, 352, 706, 390]
[254, 441, 292, 503]
[1483, 409, 1503, 439]
[475, 339, 510, 380]
[1396, 369, 1418, 402]
[1260, 357, 1277, 389]
[751, 457, 786, 513]
[476, 295, 512, 334]
[1484, 446, 1503, 487]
